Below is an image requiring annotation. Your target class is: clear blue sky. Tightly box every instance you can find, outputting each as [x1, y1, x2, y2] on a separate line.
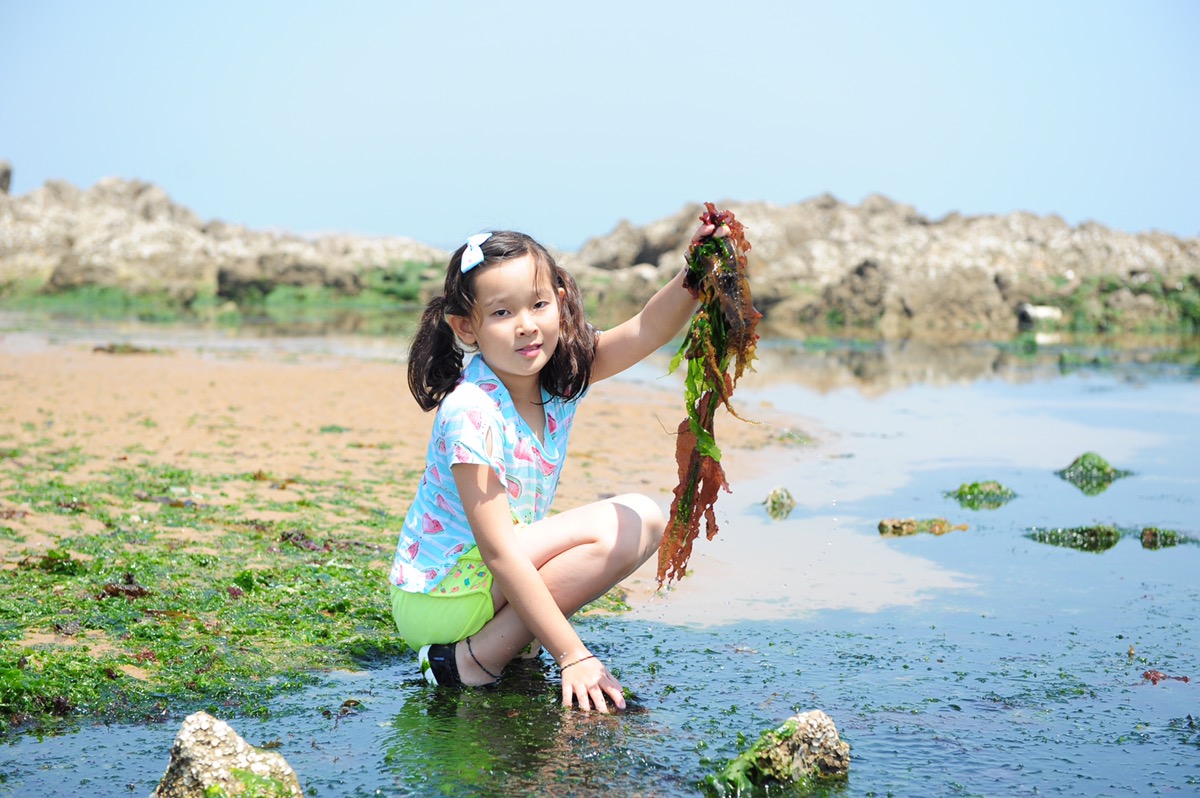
[3, 0, 1197, 251]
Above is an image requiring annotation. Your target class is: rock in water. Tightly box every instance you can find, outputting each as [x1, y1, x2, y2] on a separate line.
[153, 711, 303, 797]
[710, 709, 850, 793]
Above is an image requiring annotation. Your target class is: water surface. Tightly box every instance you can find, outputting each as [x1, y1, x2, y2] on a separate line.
[2, 327, 1198, 796]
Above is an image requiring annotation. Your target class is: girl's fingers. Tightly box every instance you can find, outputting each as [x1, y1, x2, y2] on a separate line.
[603, 681, 626, 712]
[560, 657, 628, 713]
[690, 223, 716, 246]
[588, 685, 609, 714]
[562, 683, 575, 710]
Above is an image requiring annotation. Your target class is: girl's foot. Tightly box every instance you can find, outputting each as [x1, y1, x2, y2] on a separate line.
[418, 643, 461, 687]
[419, 640, 504, 687]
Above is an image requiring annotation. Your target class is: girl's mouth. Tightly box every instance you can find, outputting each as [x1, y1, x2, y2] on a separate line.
[518, 343, 542, 357]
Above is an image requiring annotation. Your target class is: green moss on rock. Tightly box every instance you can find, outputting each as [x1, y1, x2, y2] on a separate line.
[1027, 525, 1121, 553]
[1055, 452, 1132, 496]
[945, 481, 1016, 510]
[708, 710, 850, 795]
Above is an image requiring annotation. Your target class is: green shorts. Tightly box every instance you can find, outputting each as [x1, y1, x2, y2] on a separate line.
[390, 546, 495, 648]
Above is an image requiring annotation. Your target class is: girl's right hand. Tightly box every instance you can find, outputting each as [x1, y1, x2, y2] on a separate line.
[561, 655, 626, 713]
[690, 222, 730, 247]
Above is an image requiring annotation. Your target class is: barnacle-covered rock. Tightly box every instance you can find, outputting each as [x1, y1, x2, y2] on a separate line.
[153, 711, 302, 797]
[709, 709, 850, 794]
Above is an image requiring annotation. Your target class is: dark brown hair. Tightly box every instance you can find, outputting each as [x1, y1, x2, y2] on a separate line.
[407, 231, 597, 410]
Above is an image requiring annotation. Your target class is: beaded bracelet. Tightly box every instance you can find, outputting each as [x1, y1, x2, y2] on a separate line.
[559, 654, 597, 672]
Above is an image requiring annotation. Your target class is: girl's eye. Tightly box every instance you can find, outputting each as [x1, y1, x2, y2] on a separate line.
[534, 300, 550, 310]
[492, 309, 510, 318]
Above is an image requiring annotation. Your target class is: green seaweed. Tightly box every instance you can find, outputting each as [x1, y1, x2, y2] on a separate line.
[0, 446, 412, 735]
[706, 715, 847, 795]
[659, 204, 760, 587]
[203, 768, 296, 798]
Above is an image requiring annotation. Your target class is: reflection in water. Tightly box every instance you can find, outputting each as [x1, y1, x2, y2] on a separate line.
[384, 672, 562, 795]
[5, 310, 1196, 394]
[735, 333, 1200, 396]
[382, 662, 675, 797]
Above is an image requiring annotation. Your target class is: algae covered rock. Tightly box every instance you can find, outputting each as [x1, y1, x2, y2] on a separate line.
[709, 709, 849, 794]
[1027, 524, 1121, 553]
[1141, 526, 1187, 550]
[1056, 452, 1131, 496]
[762, 487, 796, 521]
[879, 517, 968, 537]
[153, 711, 302, 797]
[945, 480, 1016, 510]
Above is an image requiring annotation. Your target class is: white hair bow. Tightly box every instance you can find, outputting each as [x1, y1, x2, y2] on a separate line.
[461, 233, 491, 272]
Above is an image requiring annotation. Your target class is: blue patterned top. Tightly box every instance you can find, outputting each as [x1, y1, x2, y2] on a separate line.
[388, 356, 586, 593]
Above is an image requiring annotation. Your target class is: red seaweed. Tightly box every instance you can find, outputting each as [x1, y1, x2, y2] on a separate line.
[1142, 669, 1190, 685]
[657, 204, 761, 587]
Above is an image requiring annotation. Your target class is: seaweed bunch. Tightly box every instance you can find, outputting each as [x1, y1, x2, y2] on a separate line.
[657, 203, 761, 587]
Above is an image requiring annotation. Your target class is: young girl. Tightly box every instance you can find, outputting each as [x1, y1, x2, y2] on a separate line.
[390, 222, 722, 713]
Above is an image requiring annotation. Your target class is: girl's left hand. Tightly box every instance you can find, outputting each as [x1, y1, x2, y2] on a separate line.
[561, 656, 626, 713]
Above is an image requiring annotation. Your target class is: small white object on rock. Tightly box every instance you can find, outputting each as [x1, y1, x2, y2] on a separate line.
[1017, 303, 1064, 325]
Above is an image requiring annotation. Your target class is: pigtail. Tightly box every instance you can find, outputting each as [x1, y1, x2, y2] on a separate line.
[545, 266, 597, 400]
[407, 295, 464, 411]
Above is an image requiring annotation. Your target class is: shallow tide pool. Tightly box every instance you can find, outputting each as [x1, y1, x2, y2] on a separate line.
[3, 337, 1198, 796]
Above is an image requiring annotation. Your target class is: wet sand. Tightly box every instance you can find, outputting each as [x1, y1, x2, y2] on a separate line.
[0, 331, 790, 595]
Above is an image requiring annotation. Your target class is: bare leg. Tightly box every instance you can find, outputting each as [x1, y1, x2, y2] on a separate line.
[453, 493, 664, 685]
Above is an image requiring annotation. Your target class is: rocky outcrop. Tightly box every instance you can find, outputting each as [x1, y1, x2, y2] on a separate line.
[152, 711, 303, 798]
[2, 171, 1197, 337]
[561, 195, 1200, 338]
[0, 176, 445, 304]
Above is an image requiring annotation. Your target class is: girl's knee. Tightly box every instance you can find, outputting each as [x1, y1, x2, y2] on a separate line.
[612, 490, 661, 519]
[610, 493, 665, 550]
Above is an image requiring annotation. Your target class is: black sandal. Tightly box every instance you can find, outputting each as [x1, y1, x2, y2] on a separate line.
[418, 643, 461, 687]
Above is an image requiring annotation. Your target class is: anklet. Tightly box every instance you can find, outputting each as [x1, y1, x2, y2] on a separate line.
[465, 636, 501, 681]
[560, 654, 597, 672]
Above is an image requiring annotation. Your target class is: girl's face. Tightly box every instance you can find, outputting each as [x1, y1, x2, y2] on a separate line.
[448, 253, 564, 393]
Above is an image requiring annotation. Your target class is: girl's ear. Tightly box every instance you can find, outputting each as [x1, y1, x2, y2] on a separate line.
[446, 313, 476, 346]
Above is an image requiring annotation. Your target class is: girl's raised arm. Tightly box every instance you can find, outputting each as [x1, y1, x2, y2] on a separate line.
[590, 222, 720, 383]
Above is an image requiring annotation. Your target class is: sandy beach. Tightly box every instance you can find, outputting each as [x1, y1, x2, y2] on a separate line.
[0, 331, 791, 599]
